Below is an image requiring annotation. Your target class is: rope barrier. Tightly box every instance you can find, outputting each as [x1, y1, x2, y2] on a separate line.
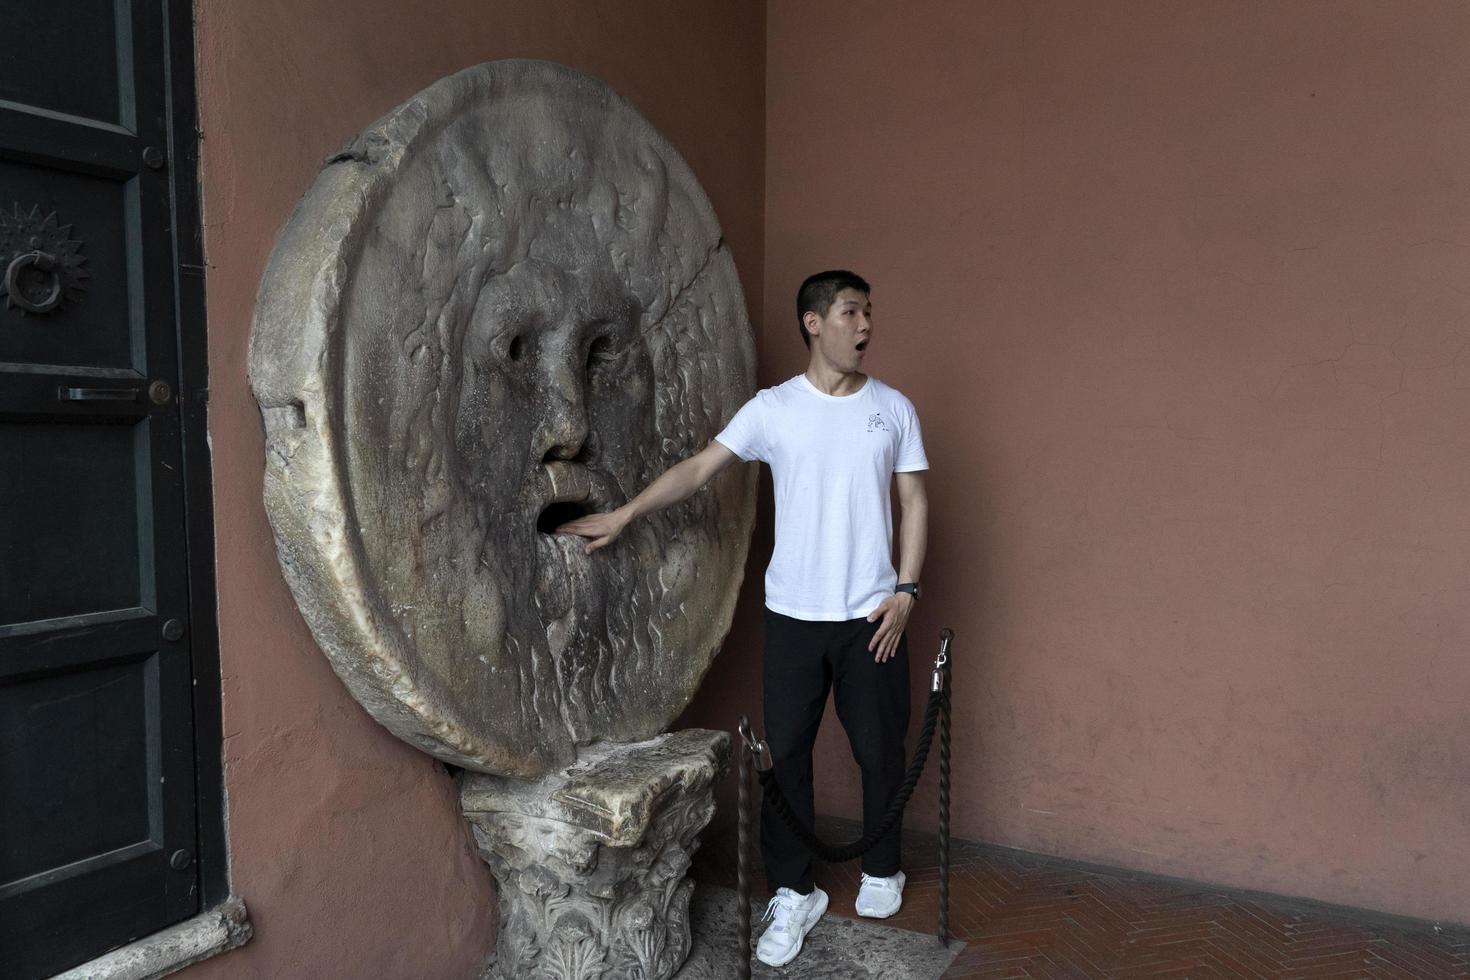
[757, 685, 943, 862]
[733, 627, 955, 974]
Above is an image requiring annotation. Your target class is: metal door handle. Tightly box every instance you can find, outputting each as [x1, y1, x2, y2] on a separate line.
[58, 386, 142, 402]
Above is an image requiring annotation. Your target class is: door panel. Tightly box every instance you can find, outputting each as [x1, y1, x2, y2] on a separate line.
[0, 1, 205, 976]
[0, 159, 142, 371]
[1, 654, 157, 886]
[0, 3, 126, 125]
[0, 419, 149, 624]
[0, 644, 197, 974]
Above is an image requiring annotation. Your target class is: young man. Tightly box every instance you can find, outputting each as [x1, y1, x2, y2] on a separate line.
[558, 270, 928, 968]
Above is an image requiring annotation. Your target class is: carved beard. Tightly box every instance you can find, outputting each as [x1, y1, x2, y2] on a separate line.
[473, 430, 673, 745]
[420, 249, 727, 755]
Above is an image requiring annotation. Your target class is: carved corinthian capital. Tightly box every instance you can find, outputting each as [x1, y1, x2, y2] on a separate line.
[463, 731, 730, 980]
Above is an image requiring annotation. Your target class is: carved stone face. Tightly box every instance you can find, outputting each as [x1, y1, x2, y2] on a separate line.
[250, 61, 756, 777]
[459, 255, 652, 565]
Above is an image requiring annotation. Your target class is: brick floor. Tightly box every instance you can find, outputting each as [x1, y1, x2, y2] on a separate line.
[692, 817, 1470, 979]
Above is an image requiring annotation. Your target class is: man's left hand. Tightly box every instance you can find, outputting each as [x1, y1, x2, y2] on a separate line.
[866, 592, 915, 662]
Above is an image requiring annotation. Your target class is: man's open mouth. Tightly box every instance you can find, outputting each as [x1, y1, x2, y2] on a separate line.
[535, 461, 596, 535]
[537, 498, 593, 534]
[856, 340, 869, 352]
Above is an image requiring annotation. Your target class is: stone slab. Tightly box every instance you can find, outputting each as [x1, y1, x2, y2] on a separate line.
[675, 884, 963, 979]
[53, 897, 251, 980]
[461, 729, 730, 846]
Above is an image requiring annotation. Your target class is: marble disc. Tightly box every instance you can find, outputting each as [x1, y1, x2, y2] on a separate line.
[249, 60, 757, 777]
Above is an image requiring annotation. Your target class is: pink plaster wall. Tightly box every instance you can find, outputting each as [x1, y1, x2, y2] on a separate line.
[184, 3, 765, 976]
[765, 0, 1470, 924]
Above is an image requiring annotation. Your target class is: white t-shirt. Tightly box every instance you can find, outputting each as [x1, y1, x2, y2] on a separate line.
[715, 374, 928, 621]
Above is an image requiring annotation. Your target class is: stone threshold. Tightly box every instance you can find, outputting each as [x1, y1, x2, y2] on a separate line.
[52, 897, 251, 980]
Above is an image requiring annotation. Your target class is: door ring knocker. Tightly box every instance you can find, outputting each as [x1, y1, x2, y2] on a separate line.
[4, 250, 64, 314]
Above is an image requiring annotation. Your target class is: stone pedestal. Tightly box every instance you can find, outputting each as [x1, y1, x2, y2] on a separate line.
[462, 730, 730, 980]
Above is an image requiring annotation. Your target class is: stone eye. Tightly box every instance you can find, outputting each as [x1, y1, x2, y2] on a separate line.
[587, 335, 620, 370]
[506, 334, 525, 362]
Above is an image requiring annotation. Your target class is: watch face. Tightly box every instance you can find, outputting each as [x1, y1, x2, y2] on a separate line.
[899, 583, 920, 599]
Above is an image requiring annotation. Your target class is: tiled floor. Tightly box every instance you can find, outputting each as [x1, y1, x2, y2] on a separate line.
[692, 817, 1470, 979]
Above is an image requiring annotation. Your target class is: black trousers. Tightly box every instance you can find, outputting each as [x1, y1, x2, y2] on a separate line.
[760, 608, 911, 893]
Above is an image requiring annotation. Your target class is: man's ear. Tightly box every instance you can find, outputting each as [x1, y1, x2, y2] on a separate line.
[803, 310, 822, 338]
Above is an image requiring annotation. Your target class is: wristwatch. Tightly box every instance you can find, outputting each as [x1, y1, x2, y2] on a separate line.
[895, 582, 921, 600]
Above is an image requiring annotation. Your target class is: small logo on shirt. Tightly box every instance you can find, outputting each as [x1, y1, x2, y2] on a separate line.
[867, 413, 887, 432]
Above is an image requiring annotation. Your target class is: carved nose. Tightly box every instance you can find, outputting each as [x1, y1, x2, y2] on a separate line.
[538, 356, 590, 462]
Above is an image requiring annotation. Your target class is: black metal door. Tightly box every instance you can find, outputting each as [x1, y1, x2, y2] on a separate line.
[0, 3, 203, 976]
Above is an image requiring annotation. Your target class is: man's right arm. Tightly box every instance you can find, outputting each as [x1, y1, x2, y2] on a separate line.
[555, 441, 741, 554]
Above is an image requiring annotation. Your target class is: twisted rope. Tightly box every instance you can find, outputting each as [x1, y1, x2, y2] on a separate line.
[756, 686, 944, 863]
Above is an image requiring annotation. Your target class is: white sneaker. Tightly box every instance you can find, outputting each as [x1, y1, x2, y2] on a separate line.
[755, 886, 828, 967]
[855, 870, 906, 918]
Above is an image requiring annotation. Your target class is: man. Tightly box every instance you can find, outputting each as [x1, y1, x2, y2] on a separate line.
[558, 270, 928, 968]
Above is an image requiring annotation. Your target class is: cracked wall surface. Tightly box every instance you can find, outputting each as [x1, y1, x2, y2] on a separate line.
[762, 0, 1470, 926]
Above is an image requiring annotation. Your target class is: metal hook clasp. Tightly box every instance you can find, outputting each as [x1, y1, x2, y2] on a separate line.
[736, 714, 773, 772]
[931, 627, 954, 693]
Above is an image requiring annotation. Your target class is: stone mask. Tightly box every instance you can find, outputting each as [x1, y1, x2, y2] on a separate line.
[249, 61, 756, 777]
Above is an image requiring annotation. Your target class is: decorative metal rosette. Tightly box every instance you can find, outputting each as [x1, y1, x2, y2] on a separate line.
[0, 204, 90, 315]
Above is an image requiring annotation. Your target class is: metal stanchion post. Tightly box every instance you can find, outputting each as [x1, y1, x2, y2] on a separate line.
[935, 628, 953, 947]
[736, 716, 755, 979]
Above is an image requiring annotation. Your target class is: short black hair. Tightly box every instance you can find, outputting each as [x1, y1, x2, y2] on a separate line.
[796, 270, 871, 348]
